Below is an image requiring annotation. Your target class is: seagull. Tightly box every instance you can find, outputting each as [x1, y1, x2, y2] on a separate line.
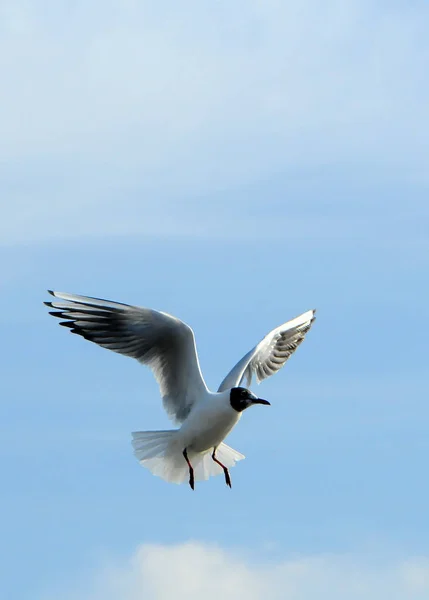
[45, 291, 316, 489]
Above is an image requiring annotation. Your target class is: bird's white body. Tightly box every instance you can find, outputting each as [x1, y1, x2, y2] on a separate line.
[178, 390, 241, 453]
[45, 290, 315, 487]
[132, 390, 244, 485]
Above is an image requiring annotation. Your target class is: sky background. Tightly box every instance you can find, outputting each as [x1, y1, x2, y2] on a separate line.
[1, 1, 429, 599]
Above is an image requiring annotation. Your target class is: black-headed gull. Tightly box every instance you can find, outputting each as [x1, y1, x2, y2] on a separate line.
[45, 291, 315, 489]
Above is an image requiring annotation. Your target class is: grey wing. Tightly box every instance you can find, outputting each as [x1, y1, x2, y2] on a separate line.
[45, 291, 208, 423]
[218, 309, 316, 392]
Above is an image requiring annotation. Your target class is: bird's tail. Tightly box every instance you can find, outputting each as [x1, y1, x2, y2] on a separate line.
[131, 430, 245, 485]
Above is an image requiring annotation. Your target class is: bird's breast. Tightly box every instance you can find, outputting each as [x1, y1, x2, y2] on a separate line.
[180, 404, 241, 454]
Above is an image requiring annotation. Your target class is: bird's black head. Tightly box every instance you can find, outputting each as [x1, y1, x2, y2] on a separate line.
[229, 387, 271, 412]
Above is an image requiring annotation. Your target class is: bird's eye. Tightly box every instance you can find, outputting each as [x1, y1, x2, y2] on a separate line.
[240, 389, 247, 397]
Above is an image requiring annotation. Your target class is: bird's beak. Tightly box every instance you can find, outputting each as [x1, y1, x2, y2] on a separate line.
[252, 398, 271, 406]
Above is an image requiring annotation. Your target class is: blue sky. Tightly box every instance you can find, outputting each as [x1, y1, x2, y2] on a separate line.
[1, 2, 429, 599]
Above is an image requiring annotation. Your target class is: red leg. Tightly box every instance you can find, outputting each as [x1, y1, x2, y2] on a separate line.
[212, 448, 232, 488]
[183, 448, 195, 490]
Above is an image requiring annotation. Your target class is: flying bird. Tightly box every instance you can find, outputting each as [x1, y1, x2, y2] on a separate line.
[45, 291, 315, 489]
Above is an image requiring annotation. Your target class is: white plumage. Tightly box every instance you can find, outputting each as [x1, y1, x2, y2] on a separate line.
[45, 290, 315, 489]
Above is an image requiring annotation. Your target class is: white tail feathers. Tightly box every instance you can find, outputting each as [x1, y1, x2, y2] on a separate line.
[131, 430, 245, 485]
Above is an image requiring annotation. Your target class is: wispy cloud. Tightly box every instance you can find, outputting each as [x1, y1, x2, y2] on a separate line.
[1, 1, 428, 162]
[46, 541, 429, 600]
[1, 1, 428, 244]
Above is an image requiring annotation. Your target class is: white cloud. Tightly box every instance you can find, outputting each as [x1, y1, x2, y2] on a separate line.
[46, 541, 429, 600]
[2, 1, 427, 163]
[1, 1, 428, 244]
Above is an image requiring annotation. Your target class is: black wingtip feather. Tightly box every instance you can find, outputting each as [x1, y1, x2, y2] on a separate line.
[70, 328, 94, 341]
[44, 302, 54, 308]
[47, 290, 55, 297]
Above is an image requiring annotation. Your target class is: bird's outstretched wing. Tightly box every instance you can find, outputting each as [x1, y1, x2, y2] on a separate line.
[45, 291, 208, 424]
[217, 310, 316, 392]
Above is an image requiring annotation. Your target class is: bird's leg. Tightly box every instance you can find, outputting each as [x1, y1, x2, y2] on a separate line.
[212, 448, 232, 488]
[183, 448, 195, 490]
